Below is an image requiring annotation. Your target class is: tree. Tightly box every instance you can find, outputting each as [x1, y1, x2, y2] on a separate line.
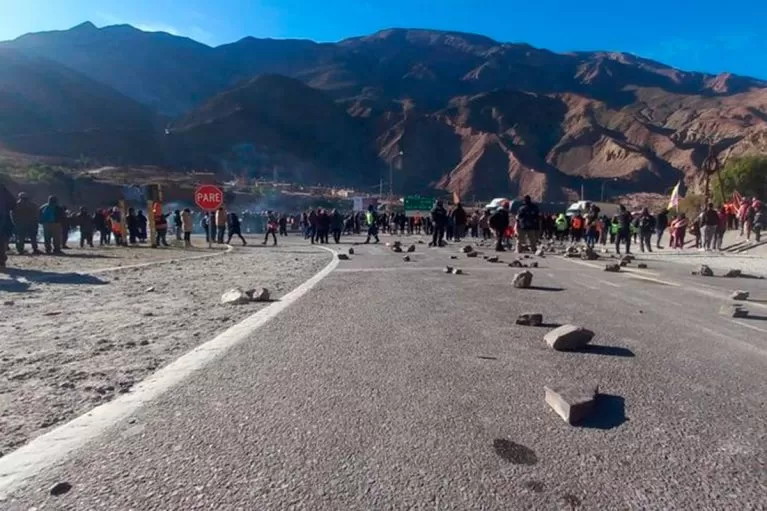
[713, 156, 767, 204]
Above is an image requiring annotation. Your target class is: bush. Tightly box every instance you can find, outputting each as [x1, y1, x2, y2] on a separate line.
[713, 156, 767, 203]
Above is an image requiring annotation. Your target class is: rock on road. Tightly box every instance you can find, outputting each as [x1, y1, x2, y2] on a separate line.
[3, 236, 766, 510]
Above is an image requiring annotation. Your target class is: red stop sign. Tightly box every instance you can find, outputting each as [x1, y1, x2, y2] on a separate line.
[194, 184, 224, 211]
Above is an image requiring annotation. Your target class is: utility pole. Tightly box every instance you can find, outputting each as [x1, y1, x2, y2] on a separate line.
[389, 150, 403, 210]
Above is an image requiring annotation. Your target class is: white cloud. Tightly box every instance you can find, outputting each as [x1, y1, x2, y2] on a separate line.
[95, 12, 215, 45]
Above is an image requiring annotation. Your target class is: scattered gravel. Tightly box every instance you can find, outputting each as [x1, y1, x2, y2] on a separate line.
[0, 238, 329, 457]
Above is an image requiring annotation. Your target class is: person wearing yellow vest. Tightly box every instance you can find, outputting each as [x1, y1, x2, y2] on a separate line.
[555, 213, 568, 241]
[364, 205, 380, 244]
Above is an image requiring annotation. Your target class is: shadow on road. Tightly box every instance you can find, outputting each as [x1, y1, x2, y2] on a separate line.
[4, 268, 107, 287]
[576, 394, 627, 430]
[744, 315, 767, 321]
[527, 286, 565, 292]
[579, 345, 635, 357]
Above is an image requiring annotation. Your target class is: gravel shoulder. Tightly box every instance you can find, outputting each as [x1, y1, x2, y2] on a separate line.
[0, 236, 330, 457]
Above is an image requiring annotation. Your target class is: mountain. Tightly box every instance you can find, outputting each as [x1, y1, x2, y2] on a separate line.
[0, 47, 161, 162]
[166, 74, 381, 185]
[2, 23, 767, 200]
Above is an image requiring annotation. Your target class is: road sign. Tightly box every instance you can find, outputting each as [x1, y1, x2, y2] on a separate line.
[195, 184, 224, 211]
[404, 196, 434, 212]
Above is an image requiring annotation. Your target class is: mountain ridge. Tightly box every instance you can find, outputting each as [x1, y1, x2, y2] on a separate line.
[1, 23, 766, 201]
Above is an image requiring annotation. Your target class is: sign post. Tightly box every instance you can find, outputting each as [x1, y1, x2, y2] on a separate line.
[194, 184, 224, 248]
[404, 196, 434, 216]
[146, 184, 162, 248]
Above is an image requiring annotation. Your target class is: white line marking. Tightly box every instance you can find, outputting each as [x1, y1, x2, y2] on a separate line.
[628, 275, 681, 287]
[573, 280, 599, 290]
[87, 245, 234, 274]
[732, 320, 767, 334]
[0, 246, 338, 498]
[598, 279, 622, 288]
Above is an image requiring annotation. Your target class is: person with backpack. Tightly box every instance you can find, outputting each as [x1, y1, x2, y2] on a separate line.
[227, 212, 247, 246]
[430, 201, 448, 247]
[615, 205, 633, 255]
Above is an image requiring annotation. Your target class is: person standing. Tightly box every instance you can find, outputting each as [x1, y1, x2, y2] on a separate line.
[364, 205, 380, 244]
[215, 207, 227, 244]
[430, 200, 448, 247]
[753, 201, 763, 242]
[227, 212, 247, 246]
[701, 203, 719, 251]
[263, 211, 278, 246]
[637, 208, 656, 253]
[307, 209, 318, 243]
[317, 209, 331, 244]
[615, 205, 632, 255]
[152, 203, 169, 247]
[201, 213, 210, 244]
[489, 201, 510, 252]
[655, 209, 668, 249]
[12, 192, 41, 255]
[330, 209, 343, 244]
[670, 213, 688, 249]
[181, 208, 193, 248]
[278, 214, 288, 236]
[76, 207, 95, 248]
[126, 208, 139, 245]
[555, 213, 568, 241]
[515, 195, 540, 254]
[0, 184, 14, 268]
[136, 210, 148, 243]
[39, 195, 64, 254]
[172, 210, 183, 241]
[451, 203, 468, 242]
[715, 206, 728, 250]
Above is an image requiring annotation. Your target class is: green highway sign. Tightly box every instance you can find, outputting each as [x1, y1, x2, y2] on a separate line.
[404, 196, 434, 212]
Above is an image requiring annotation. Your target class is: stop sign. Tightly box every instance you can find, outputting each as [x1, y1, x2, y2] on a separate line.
[194, 184, 224, 211]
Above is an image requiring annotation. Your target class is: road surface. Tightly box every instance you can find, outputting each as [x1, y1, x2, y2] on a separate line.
[2, 236, 766, 510]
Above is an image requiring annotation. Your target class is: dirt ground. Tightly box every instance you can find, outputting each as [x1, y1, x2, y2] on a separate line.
[0, 236, 331, 457]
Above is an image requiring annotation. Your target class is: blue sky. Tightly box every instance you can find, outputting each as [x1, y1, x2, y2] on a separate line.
[2, 0, 766, 79]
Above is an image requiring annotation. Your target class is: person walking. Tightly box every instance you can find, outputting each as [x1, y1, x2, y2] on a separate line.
[364, 205, 380, 244]
[39, 195, 64, 254]
[615, 205, 632, 255]
[430, 201, 448, 247]
[670, 213, 688, 249]
[227, 212, 247, 246]
[753, 201, 763, 242]
[173, 210, 183, 240]
[637, 208, 656, 253]
[12, 192, 41, 255]
[515, 195, 540, 253]
[152, 203, 170, 247]
[317, 209, 331, 244]
[181, 208, 193, 248]
[136, 210, 148, 243]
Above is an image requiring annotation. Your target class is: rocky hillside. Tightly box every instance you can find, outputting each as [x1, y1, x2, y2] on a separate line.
[2, 24, 766, 200]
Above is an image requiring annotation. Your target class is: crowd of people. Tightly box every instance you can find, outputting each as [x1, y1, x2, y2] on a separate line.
[1, 180, 764, 269]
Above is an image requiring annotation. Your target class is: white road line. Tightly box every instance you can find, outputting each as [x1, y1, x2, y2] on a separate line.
[732, 320, 767, 334]
[598, 279, 622, 288]
[0, 246, 339, 499]
[628, 275, 681, 287]
[573, 280, 599, 290]
[86, 244, 235, 274]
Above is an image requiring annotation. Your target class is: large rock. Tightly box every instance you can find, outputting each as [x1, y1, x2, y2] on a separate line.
[337, 253, 350, 260]
[509, 260, 524, 268]
[604, 263, 620, 272]
[516, 313, 543, 326]
[392, 246, 403, 253]
[544, 384, 598, 425]
[637, 263, 648, 269]
[582, 248, 599, 261]
[246, 288, 270, 302]
[461, 245, 474, 254]
[535, 248, 545, 257]
[402, 255, 411, 262]
[348, 247, 355, 255]
[699, 265, 714, 277]
[452, 268, 463, 275]
[407, 244, 416, 253]
[723, 269, 742, 278]
[512, 271, 533, 289]
[466, 251, 478, 258]
[221, 288, 251, 305]
[544, 324, 594, 351]
[719, 304, 749, 318]
[487, 256, 499, 263]
[731, 290, 750, 301]
[444, 266, 454, 273]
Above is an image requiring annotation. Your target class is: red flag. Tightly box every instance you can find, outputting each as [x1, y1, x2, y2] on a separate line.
[452, 191, 461, 205]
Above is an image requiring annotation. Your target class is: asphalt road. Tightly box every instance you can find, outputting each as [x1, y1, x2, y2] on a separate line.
[4, 235, 767, 510]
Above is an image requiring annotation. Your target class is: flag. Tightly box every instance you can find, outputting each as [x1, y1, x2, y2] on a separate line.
[732, 190, 743, 210]
[667, 181, 681, 211]
[452, 191, 461, 205]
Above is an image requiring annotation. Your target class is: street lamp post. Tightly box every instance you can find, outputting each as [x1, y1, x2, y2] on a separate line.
[601, 178, 618, 202]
